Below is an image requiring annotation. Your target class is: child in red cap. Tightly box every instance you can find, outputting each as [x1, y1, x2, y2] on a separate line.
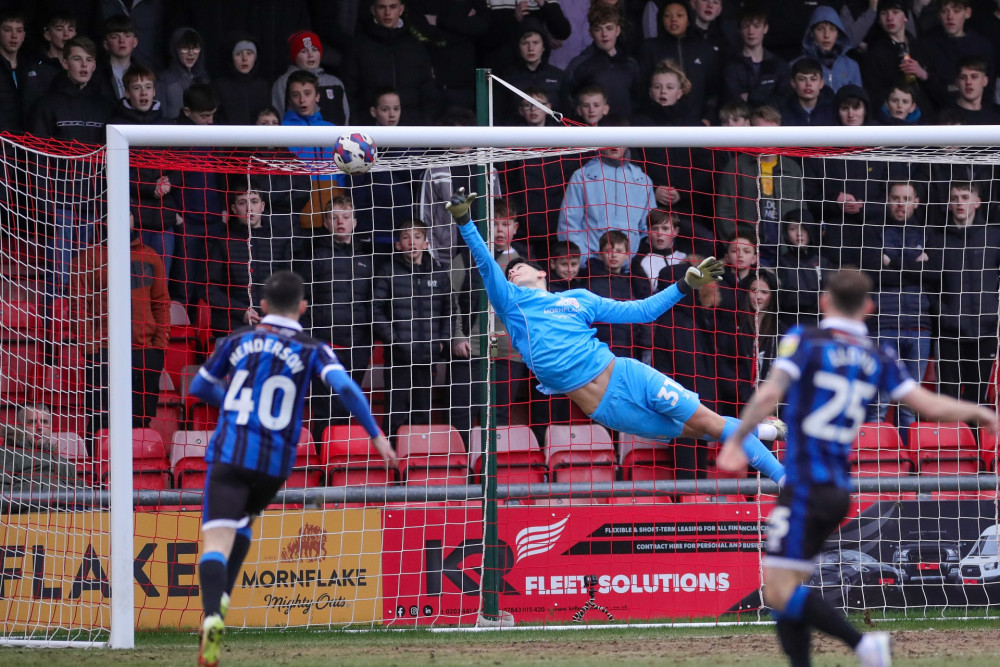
[270, 29, 349, 124]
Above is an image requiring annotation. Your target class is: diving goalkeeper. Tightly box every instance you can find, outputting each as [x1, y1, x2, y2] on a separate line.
[446, 190, 785, 482]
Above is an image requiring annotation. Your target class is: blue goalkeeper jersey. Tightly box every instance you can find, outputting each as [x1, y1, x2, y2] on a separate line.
[773, 317, 916, 490]
[458, 221, 688, 395]
[198, 314, 345, 478]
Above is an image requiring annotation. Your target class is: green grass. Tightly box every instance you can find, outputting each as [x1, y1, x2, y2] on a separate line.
[3, 616, 1000, 666]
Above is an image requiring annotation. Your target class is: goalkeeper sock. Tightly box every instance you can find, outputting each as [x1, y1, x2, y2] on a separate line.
[226, 526, 253, 595]
[199, 551, 228, 617]
[720, 417, 785, 483]
[786, 585, 862, 649]
[775, 619, 811, 667]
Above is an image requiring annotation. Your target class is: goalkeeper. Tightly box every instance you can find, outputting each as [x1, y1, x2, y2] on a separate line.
[446, 190, 785, 482]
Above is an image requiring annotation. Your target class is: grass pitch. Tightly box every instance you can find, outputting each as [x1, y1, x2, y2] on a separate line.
[3, 618, 1000, 666]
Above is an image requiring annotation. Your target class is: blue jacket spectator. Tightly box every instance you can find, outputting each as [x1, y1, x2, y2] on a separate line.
[557, 148, 656, 265]
[799, 5, 863, 93]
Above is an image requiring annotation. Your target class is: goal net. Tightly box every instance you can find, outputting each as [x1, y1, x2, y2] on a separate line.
[2, 122, 999, 647]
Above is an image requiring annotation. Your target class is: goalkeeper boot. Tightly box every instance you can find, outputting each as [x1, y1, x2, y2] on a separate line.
[855, 631, 892, 667]
[198, 613, 225, 667]
[219, 593, 230, 620]
[764, 416, 787, 442]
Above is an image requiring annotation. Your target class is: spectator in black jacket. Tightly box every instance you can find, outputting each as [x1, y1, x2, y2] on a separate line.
[922, 0, 993, 109]
[372, 220, 459, 436]
[561, 5, 640, 119]
[482, 0, 572, 71]
[409, 0, 490, 112]
[213, 34, 271, 125]
[723, 5, 789, 109]
[109, 64, 180, 278]
[298, 195, 375, 437]
[637, 0, 719, 123]
[934, 181, 1000, 406]
[350, 88, 417, 257]
[946, 55, 1000, 124]
[30, 36, 112, 142]
[547, 238, 585, 292]
[779, 56, 834, 126]
[775, 208, 831, 331]
[0, 10, 27, 133]
[173, 84, 224, 305]
[585, 229, 652, 361]
[32, 36, 113, 295]
[343, 0, 441, 125]
[860, 0, 933, 117]
[21, 12, 75, 119]
[205, 188, 285, 337]
[97, 14, 140, 105]
[860, 181, 939, 429]
[496, 17, 565, 124]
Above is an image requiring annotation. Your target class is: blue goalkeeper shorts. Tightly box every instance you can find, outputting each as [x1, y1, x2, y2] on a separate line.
[588, 357, 701, 441]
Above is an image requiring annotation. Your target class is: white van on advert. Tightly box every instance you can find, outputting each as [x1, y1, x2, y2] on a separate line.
[957, 524, 1000, 584]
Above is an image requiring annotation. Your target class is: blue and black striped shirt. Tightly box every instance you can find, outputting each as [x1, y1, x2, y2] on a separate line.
[773, 317, 915, 490]
[198, 314, 345, 478]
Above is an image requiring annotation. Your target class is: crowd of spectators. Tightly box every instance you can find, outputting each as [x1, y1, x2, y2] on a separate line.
[2, 0, 1000, 472]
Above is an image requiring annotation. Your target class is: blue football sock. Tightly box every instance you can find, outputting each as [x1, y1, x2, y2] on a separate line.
[721, 417, 785, 484]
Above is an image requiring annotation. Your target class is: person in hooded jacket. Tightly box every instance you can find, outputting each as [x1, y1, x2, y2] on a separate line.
[271, 30, 349, 125]
[343, 0, 441, 125]
[496, 17, 565, 124]
[636, 0, 718, 122]
[212, 34, 271, 125]
[156, 27, 209, 120]
[481, 0, 573, 71]
[296, 195, 375, 438]
[798, 4, 863, 92]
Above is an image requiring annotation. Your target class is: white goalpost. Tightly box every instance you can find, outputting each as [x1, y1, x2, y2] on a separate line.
[1, 122, 998, 649]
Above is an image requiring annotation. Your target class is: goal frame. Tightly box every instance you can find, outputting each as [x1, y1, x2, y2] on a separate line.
[103, 122, 1000, 648]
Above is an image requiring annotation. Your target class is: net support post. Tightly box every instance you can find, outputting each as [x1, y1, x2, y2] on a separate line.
[105, 125, 136, 649]
[475, 67, 504, 626]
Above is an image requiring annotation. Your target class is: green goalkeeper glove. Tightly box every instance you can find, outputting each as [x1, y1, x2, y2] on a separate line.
[684, 256, 724, 289]
[444, 187, 478, 224]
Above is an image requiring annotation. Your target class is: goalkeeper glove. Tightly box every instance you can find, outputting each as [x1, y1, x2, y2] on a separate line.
[684, 256, 724, 289]
[444, 187, 478, 224]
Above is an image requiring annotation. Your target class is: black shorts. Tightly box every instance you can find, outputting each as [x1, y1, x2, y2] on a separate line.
[764, 483, 851, 573]
[202, 462, 286, 530]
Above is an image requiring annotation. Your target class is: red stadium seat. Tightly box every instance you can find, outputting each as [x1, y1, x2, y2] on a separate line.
[323, 423, 399, 487]
[54, 431, 89, 484]
[94, 428, 171, 489]
[909, 421, 981, 475]
[149, 403, 182, 448]
[545, 423, 615, 485]
[0, 342, 43, 401]
[618, 433, 673, 481]
[0, 300, 43, 341]
[470, 425, 546, 486]
[396, 424, 468, 486]
[851, 422, 913, 477]
[171, 430, 211, 490]
[283, 429, 324, 489]
[40, 344, 85, 407]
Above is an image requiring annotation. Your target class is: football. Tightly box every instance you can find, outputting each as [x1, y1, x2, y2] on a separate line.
[333, 132, 377, 174]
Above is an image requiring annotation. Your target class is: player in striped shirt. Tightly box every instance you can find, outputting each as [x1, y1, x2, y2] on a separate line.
[188, 271, 394, 667]
[719, 269, 996, 667]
